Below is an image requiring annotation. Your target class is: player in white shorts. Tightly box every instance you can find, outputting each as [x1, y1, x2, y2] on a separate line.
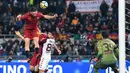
[39, 32, 61, 73]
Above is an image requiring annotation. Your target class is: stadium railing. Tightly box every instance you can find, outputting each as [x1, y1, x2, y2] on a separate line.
[0, 55, 91, 60]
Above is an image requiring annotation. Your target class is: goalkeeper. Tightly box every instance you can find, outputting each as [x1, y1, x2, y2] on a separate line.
[91, 31, 119, 73]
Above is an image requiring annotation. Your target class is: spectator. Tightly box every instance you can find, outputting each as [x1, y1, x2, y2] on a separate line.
[80, 31, 87, 41]
[67, 1, 76, 13]
[94, 12, 100, 22]
[100, 0, 109, 18]
[57, 16, 65, 32]
[1, 49, 6, 56]
[78, 45, 84, 55]
[56, 1, 65, 15]
[66, 47, 73, 56]
[6, 56, 12, 62]
[0, 0, 8, 15]
[75, 56, 82, 62]
[82, 47, 87, 55]
[72, 16, 79, 25]
[64, 56, 72, 62]
[111, 0, 118, 20]
[47, 1, 56, 13]
[101, 22, 108, 30]
[73, 33, 80, 40]
[95, 32, 102, 40]
[19, 45, 25, 55]
[59, 31, 68, 40]
[0, 44, 3, 55]
[86, 24, 94, 32]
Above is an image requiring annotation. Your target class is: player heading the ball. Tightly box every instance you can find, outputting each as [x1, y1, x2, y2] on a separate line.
[15, 6, 58, 62]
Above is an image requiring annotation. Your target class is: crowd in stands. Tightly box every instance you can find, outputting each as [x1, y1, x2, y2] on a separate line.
[126, 0, 130, 55]
[0, 0, 119, 57]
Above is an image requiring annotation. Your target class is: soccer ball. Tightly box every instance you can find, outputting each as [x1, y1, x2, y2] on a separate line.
[40, 1, 48, 9]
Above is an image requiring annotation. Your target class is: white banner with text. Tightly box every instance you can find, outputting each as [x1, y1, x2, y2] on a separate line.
[66, 0, 113, 12]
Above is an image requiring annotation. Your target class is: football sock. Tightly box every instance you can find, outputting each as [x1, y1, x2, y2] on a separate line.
[25, 51, 30, 58]
[35, 47, 39, 54]
[35, 71, 39, 73]
[31, 70, 35, 73]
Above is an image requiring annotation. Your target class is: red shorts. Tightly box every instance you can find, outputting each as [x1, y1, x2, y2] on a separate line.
[24, 28, 40, 39]
[30, 47, 42, 66]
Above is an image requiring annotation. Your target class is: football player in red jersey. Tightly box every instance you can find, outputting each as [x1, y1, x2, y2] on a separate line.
[15, 29, 47, 73]
[16, 6, 58, 61]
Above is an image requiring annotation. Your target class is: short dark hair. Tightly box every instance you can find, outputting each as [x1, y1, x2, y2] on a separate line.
[102, 31, 109, 38]
[29, 6, 37, 12]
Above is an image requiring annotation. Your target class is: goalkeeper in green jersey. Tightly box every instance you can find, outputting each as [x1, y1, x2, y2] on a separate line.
[91, 31, 119, 73]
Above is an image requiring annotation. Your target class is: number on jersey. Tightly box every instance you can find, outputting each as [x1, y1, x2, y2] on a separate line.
[46, 44, 52, 51]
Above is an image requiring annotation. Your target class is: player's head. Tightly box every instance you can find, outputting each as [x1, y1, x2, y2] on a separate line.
[39, 33, 47, 43]
[102, 31, 109, 38]
[47, 32, 53, 39]
[29, 6, 37, 16]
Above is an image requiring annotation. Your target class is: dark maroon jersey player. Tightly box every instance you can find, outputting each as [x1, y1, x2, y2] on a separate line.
[30, 33, 47, 73]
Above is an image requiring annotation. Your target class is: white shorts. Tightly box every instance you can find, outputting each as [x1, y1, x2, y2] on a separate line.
[39, 56, 51, 70]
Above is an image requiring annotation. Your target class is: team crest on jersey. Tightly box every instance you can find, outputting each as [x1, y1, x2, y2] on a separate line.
[37, 17, 40, 19]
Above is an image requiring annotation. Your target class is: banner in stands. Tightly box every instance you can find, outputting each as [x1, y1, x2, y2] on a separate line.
[0, 60, 130, 73]
[66, 0, 113, 12]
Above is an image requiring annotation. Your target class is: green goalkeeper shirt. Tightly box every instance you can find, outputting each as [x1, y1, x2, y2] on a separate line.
[96, 39, 119, 64]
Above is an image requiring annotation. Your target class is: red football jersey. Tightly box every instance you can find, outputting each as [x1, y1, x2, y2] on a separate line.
[20, 12, 44, 29]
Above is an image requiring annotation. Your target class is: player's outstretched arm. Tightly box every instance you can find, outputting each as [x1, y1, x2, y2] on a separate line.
[43, 14, 58, 19]
[15, 31, 24, 40]
[53, 44, 61, 55]
[16, 13, 28, 21]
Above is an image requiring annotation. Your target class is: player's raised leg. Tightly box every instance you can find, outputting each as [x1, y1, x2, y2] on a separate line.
[33, 28, 40, 55]
[30, 48, 41, 73]
[33, 37, 40, 54]
[30, 54, 37, 73]
[24, 38, 32, 61]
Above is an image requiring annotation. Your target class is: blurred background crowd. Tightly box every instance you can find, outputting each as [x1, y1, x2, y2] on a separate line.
[0, 0, 119, 60]
[125, 0, 130, 55]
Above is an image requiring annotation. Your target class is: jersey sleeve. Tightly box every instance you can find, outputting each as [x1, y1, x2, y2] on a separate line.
[39, 33, 47, 42]
[111, 40, 119, 59]
[53, 40, 56, 44]
[114, 47, 119, 59]
[96, 41, 103, 58]
[52, 40, 56, 47]
[41, 38, 47, 44]
[20, 13, 29, 20]
[38, 12, 45, 19]
[109, 40, 117, 50]
[53, 40, 56, 43]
